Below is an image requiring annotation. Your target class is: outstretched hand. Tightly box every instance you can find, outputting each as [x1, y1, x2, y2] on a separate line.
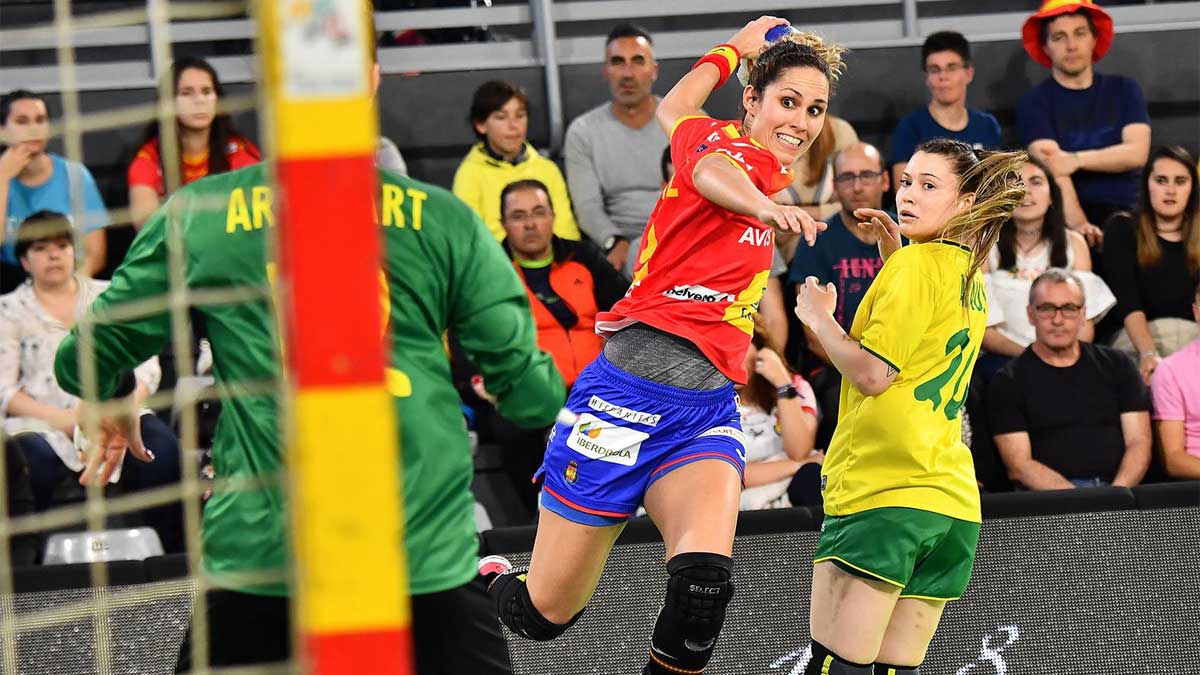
[853, 208, 903, 261]
[77, 399, 154, 486]
[757, 203, 826, 246]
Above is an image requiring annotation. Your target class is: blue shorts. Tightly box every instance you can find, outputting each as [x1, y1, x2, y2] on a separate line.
[536, 353, 746, 527]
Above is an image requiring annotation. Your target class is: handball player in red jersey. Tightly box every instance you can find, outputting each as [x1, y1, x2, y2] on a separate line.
[483, 16, 846, 675]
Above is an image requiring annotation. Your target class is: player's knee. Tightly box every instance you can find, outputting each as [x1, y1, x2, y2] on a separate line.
[647, 552, 734, 673]
[873, 663, 920, 674]
[490, 567, 583, 642]
[805, 640, 874, 675]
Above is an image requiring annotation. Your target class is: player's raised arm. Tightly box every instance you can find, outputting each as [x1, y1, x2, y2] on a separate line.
[655, 16, 788, 136]
[693, 155, 822, 241]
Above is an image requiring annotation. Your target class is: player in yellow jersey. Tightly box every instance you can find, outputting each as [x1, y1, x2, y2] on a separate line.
[793, 138, 1027, 675]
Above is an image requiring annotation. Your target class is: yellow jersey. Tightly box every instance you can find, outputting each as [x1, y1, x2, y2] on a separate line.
[821, 240, 986, 522]
[451, 142, 582, 243]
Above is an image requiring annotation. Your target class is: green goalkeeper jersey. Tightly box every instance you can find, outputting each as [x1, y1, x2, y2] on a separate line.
[55, 163, 565, 596]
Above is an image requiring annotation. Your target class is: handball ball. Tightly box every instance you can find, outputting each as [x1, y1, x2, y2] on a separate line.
[765, 24, 797, 43]
[737, 24, 798, 86]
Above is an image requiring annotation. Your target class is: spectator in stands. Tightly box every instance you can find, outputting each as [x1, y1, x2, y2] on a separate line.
[1, 90, 109, 290]
[786, 141, 893, 448]
[128, 57, 260, 228]
[989, 268, 1151, 489]
[564, 23, 666, 274]
[890, 31, 1001, 188]
[501, 179, 628, 386]
[486, 178, 627, 518]
[983, 156, 1115, 360]
[453, 80, 581, 243]
[661, 147, 789, 354]
[0, 211, 182, 551]
[1017, 0, 1150, 245]
[1102, 145, 1200, 381]
[737, 332, 821, 510]
[1151, 280, 1200, 479]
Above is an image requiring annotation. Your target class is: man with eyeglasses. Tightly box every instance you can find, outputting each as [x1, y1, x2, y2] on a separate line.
[786, 141, 896, 449]
[889, 31, 1001, 188]
[488, 178, 629, 518]
[988, 268, 1151, 490]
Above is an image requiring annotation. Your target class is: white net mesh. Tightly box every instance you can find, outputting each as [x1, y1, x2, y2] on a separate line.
[0, 2, 295, 672]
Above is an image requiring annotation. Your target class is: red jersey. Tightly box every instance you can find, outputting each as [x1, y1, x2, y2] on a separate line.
[127, 136, 260, 195]
[595, 116, 794, 383]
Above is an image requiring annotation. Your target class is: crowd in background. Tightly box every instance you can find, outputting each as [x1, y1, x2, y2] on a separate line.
[1, 1, 1198, 556]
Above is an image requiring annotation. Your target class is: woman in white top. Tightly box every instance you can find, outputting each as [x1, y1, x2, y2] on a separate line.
[0, 211, 183, 552]
[737, 332, 822, 510]
[982, 157, 1115, 357]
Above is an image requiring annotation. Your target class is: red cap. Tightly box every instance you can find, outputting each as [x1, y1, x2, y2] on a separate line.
[1021, 0, 1114, 69]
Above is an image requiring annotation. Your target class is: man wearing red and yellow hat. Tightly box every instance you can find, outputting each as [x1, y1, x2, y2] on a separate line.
[1016, 0, 1151, 247]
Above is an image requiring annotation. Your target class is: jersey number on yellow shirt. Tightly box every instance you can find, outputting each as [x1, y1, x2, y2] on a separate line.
[914, 328, 975, 421]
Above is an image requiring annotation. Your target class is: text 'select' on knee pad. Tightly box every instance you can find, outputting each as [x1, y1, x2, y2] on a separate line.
[646, 552, 734, 674]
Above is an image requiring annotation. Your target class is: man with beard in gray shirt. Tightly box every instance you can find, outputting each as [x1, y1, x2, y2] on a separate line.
[564, 23, 667, 275]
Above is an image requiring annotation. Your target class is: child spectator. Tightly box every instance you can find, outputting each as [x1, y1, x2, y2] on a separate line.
[453, 80, 580, 243]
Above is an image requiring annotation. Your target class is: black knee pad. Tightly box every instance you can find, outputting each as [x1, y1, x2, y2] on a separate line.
[646, 552, 734, 674]
[805, 640, 873, 675]
[873, 663, 920, 674]
[489, 566, 582, 642]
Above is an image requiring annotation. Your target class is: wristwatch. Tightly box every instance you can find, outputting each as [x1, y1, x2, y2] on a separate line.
[603, 235, 626, 252]
[776, 384, 799, 400]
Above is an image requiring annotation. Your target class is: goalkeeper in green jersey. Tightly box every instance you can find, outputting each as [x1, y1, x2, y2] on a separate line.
[54, 163, 565, 672]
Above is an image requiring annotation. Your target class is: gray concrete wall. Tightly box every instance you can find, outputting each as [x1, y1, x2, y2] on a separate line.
[20, 29, 1200, 209]
[389, 27, 1199, 189]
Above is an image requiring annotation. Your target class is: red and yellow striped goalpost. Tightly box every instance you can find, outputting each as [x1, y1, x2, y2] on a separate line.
[257, 1, 413, 672]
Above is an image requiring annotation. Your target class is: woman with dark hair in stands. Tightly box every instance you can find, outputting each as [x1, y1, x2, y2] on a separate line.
[0, 211, 182, 553]
[1, 89, 110, 288]
[737, 330, 822, 510]
[981, 155, 1115, 362]
[1101, 145, 1200, 383]
[127, 56, 259, 228]
[482, 17, 837, 675]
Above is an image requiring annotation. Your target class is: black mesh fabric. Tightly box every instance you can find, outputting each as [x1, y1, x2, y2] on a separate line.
[0, 508, 1194, 673]
[0, 581, 194, 674]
